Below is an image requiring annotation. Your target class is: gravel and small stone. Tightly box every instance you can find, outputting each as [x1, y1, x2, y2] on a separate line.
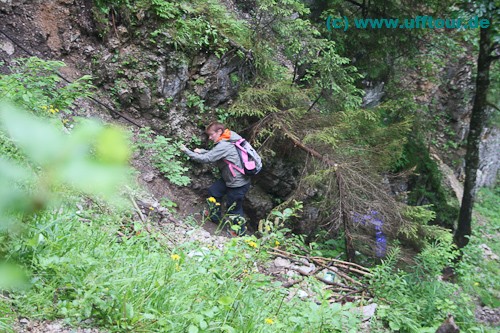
[14, 319, 105, 333]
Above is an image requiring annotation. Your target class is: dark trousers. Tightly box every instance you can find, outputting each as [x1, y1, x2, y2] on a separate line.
[208, 179, 250, 223]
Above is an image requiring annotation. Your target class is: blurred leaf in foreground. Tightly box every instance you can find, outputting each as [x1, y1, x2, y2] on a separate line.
[0, 102, 133, 228]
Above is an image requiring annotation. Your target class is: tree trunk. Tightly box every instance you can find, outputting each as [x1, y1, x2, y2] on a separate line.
[454, 26, 494, 249]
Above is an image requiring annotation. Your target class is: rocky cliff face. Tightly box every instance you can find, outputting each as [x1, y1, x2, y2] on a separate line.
[435, 55, 499, 188]
[478, 126, 500, 187]
[407, 50, 498, 191]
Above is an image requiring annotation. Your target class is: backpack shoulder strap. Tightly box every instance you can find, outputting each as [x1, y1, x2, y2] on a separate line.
[224, 159, 245, 176]
[233, 139, 249, 163]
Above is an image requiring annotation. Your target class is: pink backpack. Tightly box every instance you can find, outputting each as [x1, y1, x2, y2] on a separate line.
[224, 139, 262, 176]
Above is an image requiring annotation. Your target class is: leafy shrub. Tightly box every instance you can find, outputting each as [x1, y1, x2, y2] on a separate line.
[257, 200, 310, 254]
[136, 127, 191, 186]
[370, 246, 477, 332]
[185, 93, 206, 113]
[0, 57, 93, 116]
[94, 0, 251, 56]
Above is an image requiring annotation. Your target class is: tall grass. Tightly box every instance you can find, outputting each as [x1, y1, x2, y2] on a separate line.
[8, 205, 360, 332]
[457, 186, 500, 309]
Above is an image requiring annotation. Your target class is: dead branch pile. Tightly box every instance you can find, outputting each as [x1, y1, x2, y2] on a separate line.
[268, 248, 373, 303]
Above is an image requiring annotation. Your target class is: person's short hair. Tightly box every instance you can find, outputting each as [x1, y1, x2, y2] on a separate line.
[206, 122, 225, 134]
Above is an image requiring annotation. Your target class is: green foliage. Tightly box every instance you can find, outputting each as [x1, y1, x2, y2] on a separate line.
[0, 57, 93, 116]
[255, 0, 309, 24]
[301, 41, 363, 112]
[318, 0, 454, 81]
[136, 127, 190, 186]
[185, 93, 206, 113]
[0, 130, 26, 165]
[7, 206, 361, 332]
[474, 186, 500, 231]
[0, 103, 133, 333]
[457, 186, 500, 309]
[403, 205, 437, 225]
[94, 0, 251, 56]
[148, 0, 180, 19]
[251, 0, 364, 111]
[397, 139, 460, 228]
[308, 231, 346, 258]
[0, 298, 15, 333]
[229, 81, 309, 118]
[214, 107, 230, 124]
[415, 239, 459, 278]
[258, 200, 308, 253]
[172, 17, 222, 55]
[0, 103, 132, 227]
[304, 107, 412, 170]
[398, 205, 453, 250]
[285, 178, 496, 333]
[188, 0, 251, 50]
[159, 197, 178, 212]
[251, 0, 311, 81]
[251, 41, 289, 82]
[194, 78, 206, 85]
[370, 246, 476, 332]
[189, 135, 202, 147]
[0, 59, 133, 295]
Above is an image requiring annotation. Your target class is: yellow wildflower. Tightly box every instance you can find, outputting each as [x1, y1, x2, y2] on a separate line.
[274, 240, 280, 246]
[208, 197, 217, 203]
[264, 318, 274, 325]
[149, 206, 154, 210]
[474, 282, 480, 286]
[171, 254, 180, 261]
[41, 105, 47, 110]
[247, 241, 257, 248]
[215, 202, 221, 206]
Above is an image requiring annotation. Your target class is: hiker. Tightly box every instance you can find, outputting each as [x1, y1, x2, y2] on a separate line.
[180, 122, 251, 234]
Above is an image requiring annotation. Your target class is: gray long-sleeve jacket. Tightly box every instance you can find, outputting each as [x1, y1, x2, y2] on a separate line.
[183, 131, 250, 188]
